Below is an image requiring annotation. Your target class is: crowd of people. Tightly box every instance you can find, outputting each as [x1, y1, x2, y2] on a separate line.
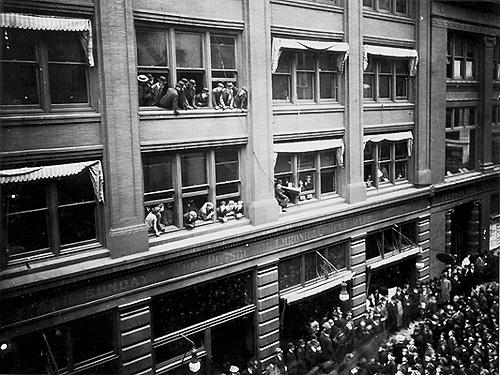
[138, 74, 248, 114]
[145, 199, 245, 234]
[248, 252, 499, 375]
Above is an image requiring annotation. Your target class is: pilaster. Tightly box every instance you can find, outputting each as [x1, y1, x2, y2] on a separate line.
[467, 200, 481, 255]
[350, 234, 367, 321]
[417, 214, 431, 284]
[97, 0, 149, 257]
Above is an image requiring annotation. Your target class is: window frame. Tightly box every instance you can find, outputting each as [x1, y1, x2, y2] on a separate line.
[363, 0, 409, 16]
[494, 38, 500, 81]
[447, 32, 477, 81]
[364, 140, 409, 189]
[0, 27, 92, 113]
[272, 49, 340, 104]
[274, 149, 339, 204]
[445, 106, 477, 175]
[365, 221, 417, 261]
[1, 172, 101, 266]
[363, 57, 411, 102]
[135, 25, 240, 109]
[142, 148, 242, 231]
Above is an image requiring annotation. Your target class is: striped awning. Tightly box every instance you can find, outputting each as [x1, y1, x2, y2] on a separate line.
[363, 131, 414, 156]
[274, 139, 345, 166]
[0, 13, 94, 66]
[363, 45, 418, 77]
[0, 161, 104, 202]
[272, 38, 349, 73]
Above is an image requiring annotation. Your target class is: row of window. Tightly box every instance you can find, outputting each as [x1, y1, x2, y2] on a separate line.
[363, 0, 409, 15]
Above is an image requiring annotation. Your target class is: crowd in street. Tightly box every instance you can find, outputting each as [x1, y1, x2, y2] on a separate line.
[244, 252, 499, 375]
[138, 74, 248, 114]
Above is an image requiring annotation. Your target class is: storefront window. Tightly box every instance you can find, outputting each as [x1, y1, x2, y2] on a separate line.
[492, 105, 500, 165]
[366, 221, 417, 260]
[0, 312, 118, 374]
[279, 256, 301, 290]
[152, 271, 253, 338]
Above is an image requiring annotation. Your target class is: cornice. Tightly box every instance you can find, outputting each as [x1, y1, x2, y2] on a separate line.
[271, 25, 344, 41]
[134, 9, 244, 31]
[1, 0, 94, 16]
[140, 136, 248, 153]
[432, 17, 500, 36]
[270, 0, 344, 14]
[363, 36, 415, 48]
[0, 145, 104, 167]
[273, 130, 345, 142]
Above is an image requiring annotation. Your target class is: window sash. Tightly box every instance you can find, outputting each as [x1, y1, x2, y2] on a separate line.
[364, 141, 408, 188]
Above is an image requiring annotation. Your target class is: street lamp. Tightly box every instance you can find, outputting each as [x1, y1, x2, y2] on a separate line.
[181, 334, 201, 373]
[339, 282, 349, 302]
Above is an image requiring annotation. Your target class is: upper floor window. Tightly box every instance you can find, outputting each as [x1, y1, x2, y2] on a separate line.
[136, 27, 244, 110]
[0, 311, 118, 374]
[142, 148, 242, 233]
[363, 58, 410, 102]
[363, 133, 412, 189]
[271, 38, 348, 105]
[273, 141, 343, 209]
[0, 14, 94, 111]
[363, 0, 408, 15]
[447, 32, 477, 81]
[1, 161, 104, 266]
[445, 107, 477, 175]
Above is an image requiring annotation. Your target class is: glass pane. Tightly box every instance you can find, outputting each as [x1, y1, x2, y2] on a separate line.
[216, 182, 239, 196]
[181, 152, 207, 187]
[453, 60, 462, 79]
[59, 204, 96, 245]
[176, 32, 203, 68]
[445, 126, 476, 174]
[272, 74, 290, 100]
[395, 161, 407, 180]
[72, 313, 115, 364]
[143, 154, 173, 193]
[5, 211, 49, 255]
[465, 61, 474, 79]
[395, 141, 407, 159]
[468, 108, 476, 126]
[363, 75, 373, 99]
[155, 332, 205, 365]
[366, 232, 382, 260]
[364, 163, 374, 186]
[466, 41, 475, 58]
[297, 72, 314, 100]
[379, 59, 391, 73]
[396, 76, 407, 98]
[152, 272, 253, 337]
[326, 243, 347, 270]
[454, 36, 464, 57]
[379, 141, 391, 161]
[319, 53, 336, 71]
[379, 75, 391, 98]
[395, 60, 408, 75]
[400, 221, 416, 243]
[378, 0, 390, 10]
[0, 28, 37, 61]
[276, 51, 293, 73]
[363, 0, 373, 7]
[49, 64, 88, 104]
[304, 252, 319, 282]
[279, 257, 301, 290]
[320, 72, 336, 99]
[320, 169, 335, 193]
[446, 108, 453, 128]
[364, 142, 375, 161]
[275, 154, 292, 174]
[136, 29, 169, 66]
[0, 62, 39, 105]
[297, 51, 314, 70]
[298, 153, 315, 170]
[46, 31, 85, 62]
[215, 150, 239, 182]
[492, 127, 500, 165]
[396, 0, 407, 13]
[320, 150, 336, 167]
[210, 35, 236, 70]
[2, 182, 47, 212]
[58, 172, 95, 205]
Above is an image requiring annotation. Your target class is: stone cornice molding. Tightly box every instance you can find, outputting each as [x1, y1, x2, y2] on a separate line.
[432, 17, 500, 36]
[270, 0, 344, 14]
[271, 25, 344, 41]
[363, 36, 415, 48]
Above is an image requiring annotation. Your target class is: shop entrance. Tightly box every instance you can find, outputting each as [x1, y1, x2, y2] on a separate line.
[279, 286, 342, 345]
[367, 257, 417, 295]
[450, 202, 473, 261]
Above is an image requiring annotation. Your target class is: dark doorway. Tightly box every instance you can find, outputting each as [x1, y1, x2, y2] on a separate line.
[367, 257, 417, 295]
[450, 202, 473, 261]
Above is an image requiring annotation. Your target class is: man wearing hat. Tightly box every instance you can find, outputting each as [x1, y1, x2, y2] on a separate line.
[138, 74, 153, 106]
[195, 87, 209, 107]
[184, 79, 197, 109]
[295, 340, 306, 375]
[222, 82, 237, 109]
[212, 82, 226, 109]
[151, 75, 167, 105]
[285, 343, 297, 375]
[234, 86, 248, 110]
[158, 81, 183, 115]
[318, 322, 334, 363]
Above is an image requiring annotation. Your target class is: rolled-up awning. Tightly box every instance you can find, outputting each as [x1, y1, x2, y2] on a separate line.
[367, 246, 421, 271]
[0, 12, 94, 67]
[0, 161, 104, 202]
[274, 139, 345, 166]
[272, 38, 349, 73]
[281, 270, 353, 304]
[363, 131, 413, 156]
[363, 45, 418, 77]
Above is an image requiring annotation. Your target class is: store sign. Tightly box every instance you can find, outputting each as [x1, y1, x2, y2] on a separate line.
[490, 215, 500, 251]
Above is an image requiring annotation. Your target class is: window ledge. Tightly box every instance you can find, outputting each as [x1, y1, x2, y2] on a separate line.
[0, 111, 102, 126]
[366, 181, 414, 199]
[363, 102, 414, 110]
[139, 107, 248, 120]
[273, 103, 345, 115]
